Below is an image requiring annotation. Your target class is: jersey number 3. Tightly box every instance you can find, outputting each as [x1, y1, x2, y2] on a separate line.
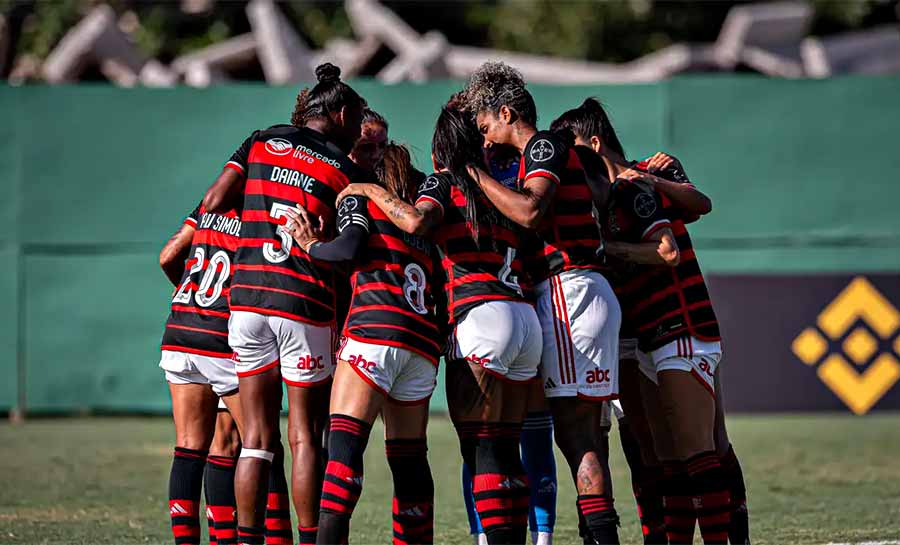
[264, 203, 294, 263]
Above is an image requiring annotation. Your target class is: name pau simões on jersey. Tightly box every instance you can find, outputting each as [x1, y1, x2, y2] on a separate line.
[162, 206, 241, 358]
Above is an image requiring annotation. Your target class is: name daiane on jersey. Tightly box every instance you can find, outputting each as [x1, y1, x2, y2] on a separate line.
[270, 166, 317, 192]
[199, 213, 242, 236]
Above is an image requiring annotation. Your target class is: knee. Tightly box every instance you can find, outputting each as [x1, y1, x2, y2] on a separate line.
[287, 424, 316, 454]
[241, 419, 277, 451]
[175, 429, 214, 452]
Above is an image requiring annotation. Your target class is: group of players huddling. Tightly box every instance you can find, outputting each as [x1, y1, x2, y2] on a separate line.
[158, 61, 751, 545]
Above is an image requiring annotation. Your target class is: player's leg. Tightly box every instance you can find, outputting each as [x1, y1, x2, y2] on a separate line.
[206, 400, 241, 545]
[310, 355, 384, 545]
[713, 366, 750, 545]
[618, 360, 666, 544]
[657, 355, 729, 545]
[228, 311, 285, 545]
[537, 271, 621, 545]
[548, 398, 618, 545]
[521, 380, 556, 545]
[449, 300, 540, 545]
[166, 379, 219, 545]
[384, 397, 433, 545]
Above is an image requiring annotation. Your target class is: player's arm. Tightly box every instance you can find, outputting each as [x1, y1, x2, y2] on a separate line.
[159, 215, 197, 286]
[203, 132, 254, 213]
[605, 226, 679, 266]
[644, 153, 711, 220]
[284, 205, 366, 262]
[468, 166, 555, 229]
[336, 183, 442, 237]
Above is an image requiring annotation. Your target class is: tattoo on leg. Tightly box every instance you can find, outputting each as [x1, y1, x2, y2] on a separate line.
[577, 455, 603, 494]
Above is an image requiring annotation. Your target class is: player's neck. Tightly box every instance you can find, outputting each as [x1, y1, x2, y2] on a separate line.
[600, 152, 631, 182]
[512, 124, 537, 153]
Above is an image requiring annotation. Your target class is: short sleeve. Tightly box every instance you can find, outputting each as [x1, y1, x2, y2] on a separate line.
[336, 196, 371, 234]
[184, 202, 202, 228]
[627, 185, 671, 241]
[521, 132, 568, 184]
[415, 174, 451, 214]
[658, 161, 691, 186]
[224, 131, 258, 175]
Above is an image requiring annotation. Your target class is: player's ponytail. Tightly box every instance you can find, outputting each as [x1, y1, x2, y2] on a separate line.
[291, 63, 365, 126]
[550, 97, 627, 160]
[431, 105, 484, 243]
[376, 143, 416, 204]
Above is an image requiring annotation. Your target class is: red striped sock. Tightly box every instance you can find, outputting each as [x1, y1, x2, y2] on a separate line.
[237, 526, 265, 545]
[169, 447, 207, 545]
[686, 452, 731, 545]
[577, 495, 619, 544]
[206, 455, 237, 545]
[264, 492, 292, 545]
[662, 462, 695, 545]
[317, 414, 371, 545]
[386, 439, 434, 545]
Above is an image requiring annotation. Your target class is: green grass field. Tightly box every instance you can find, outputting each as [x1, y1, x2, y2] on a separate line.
[1, 414, 899, 544]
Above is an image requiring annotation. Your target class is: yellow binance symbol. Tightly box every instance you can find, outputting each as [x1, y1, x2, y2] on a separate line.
[792, 277, 900, 415]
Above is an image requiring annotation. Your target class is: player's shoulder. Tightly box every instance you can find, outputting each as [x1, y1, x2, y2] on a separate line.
[526, 130, 567, 159]
[337, 194, 370, 216]
[419, 171, 450, 192]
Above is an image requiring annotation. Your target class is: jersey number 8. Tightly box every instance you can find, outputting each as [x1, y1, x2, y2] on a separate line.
[403, 263, 428, 315]
[173, 247, 231, 308]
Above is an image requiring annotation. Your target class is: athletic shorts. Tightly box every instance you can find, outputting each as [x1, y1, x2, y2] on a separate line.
[643, 337, 722, 396]
[228, 310, 335, 387]
[338, 337, 437, 404]
[451, 300, 542, 382]
[160, 350, 238, 396]
[535, 270, 621, 400]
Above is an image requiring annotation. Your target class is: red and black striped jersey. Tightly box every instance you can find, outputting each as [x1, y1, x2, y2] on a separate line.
[416, 171, 527, 323]
[517, 131, 604, 283]
[162, 204, 242, 358]
[226, 125, 363, 325]
[338, 195, 442, 363]
[601, 179, 671, 339]
[616, 156, 720, 351]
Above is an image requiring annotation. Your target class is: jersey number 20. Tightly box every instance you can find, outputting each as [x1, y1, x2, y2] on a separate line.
[173, 247, 231, 308]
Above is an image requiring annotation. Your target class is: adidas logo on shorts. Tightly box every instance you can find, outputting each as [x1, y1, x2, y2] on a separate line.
[545, 378, 557, 389]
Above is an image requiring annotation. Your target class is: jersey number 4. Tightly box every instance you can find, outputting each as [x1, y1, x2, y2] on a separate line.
[499, 248, 523, 295]
[173, 247, 231, 307]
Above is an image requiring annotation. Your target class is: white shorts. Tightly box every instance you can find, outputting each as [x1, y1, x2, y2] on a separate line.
[535, 270, 621, 400]
[229, 311, 335, 387]
[338, 337, 437, 404]
[160, 350, 238, 396]
[646, 337, 722, 395]
[451, 300, 543, 382]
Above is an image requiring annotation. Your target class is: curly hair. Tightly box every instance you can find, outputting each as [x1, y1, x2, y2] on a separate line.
[463, 61, 536, 125]
[290, 63, 365, 126]
[362, 107, 388, 131]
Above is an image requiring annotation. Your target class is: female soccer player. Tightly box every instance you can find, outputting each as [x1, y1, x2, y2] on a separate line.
[552, 98, 750, 545]
[338, 102, 542, 545]
[463, 62, 622, 544]
[202, 63, 366, 545]
[159, 203, 248, 545]
[282, 144, 439, 545]
[460, 145, 558, 545]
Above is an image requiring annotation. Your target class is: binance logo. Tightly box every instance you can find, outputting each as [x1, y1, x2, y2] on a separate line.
[792, 276, 900, 415]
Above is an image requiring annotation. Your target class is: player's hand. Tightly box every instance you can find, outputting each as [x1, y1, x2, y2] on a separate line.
[646, 152, 681, 174]
[336, 183, 375, 204]
[466, 165, 488, 183]
[618, 168, 657, 194]
[284, 206, 323, 253]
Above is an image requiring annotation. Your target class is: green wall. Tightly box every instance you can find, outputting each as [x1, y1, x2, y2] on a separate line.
[2, 75, 898, 412]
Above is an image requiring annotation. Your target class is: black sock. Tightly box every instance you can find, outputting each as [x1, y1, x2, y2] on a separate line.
[205, 455, 237, 545]
[316, 414, 371, 545]
[237, 525, 265, 545]
[720, 446, 750, 544]
[169, 447, 207, 545]
[577, 495, 619, 544]
[662, 462, 695, 545]
[386, 439, 434, 545]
